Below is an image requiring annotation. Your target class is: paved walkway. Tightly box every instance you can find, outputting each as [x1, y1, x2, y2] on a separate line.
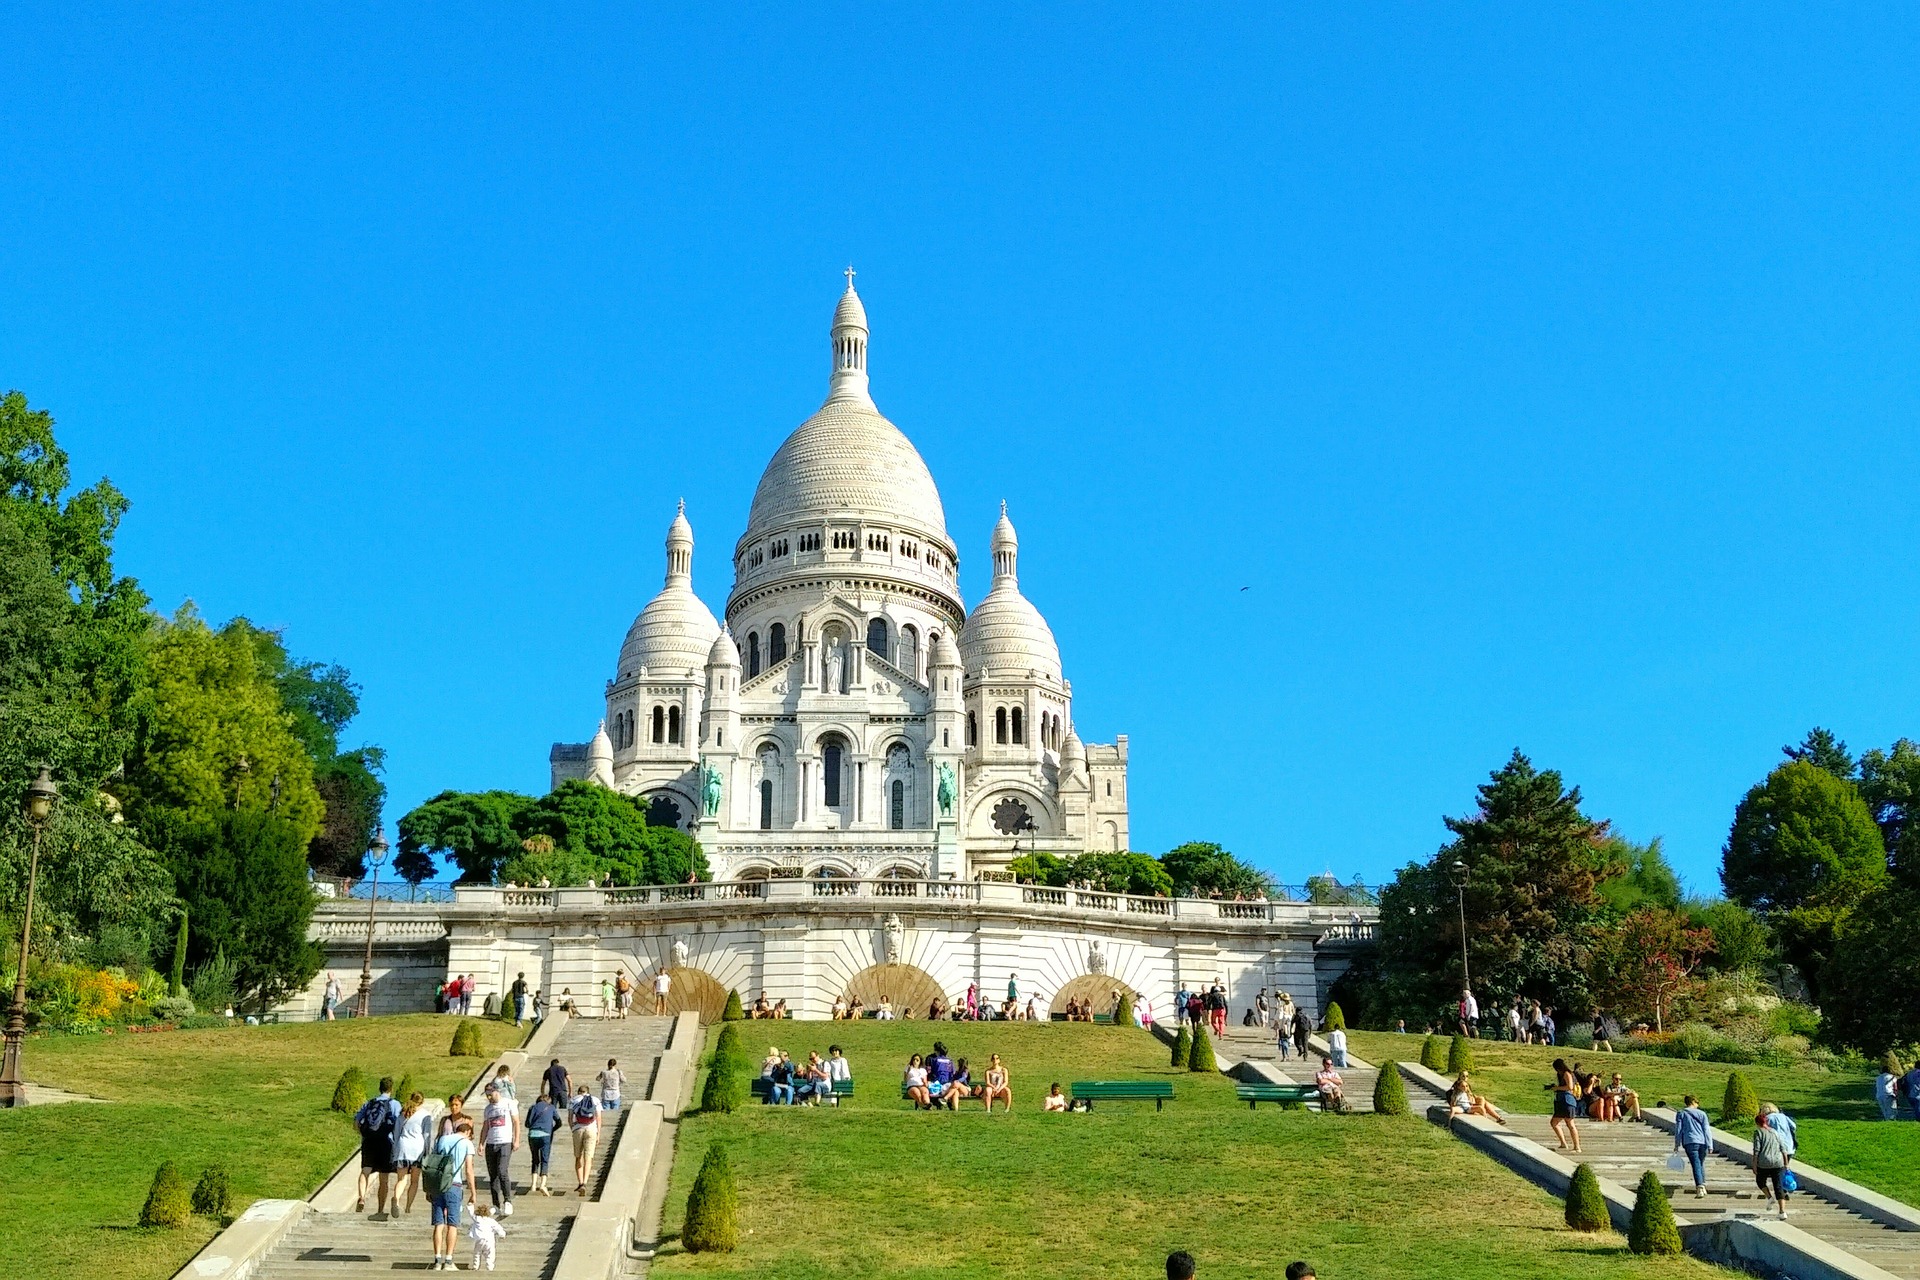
[252, 1016, 674, 1279]
[1389, 1058, 1920, 1278]
[1215, 1024, 1380, 1112]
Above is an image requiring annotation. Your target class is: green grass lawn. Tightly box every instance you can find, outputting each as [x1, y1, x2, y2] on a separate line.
[0, 1014, 524, 1280]
[1348, 1029, 1920, 1209]
[652, 1022, 1725, 1280]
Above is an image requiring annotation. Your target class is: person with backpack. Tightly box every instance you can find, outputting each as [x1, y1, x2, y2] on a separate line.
[524, 1088, 559, 1196]
[424, 1117, 478, 1270]
[355, 1077, 402, 1215]
[569, 1085, 601, 1195]
[480, 1082, 519, 1217]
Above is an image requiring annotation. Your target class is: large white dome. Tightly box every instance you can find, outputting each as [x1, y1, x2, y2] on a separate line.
[743, 396, 949, 543]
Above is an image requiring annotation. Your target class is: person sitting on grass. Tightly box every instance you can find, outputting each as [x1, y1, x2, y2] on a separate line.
[903, 1053, 932, 1109]
[1607, 1072, 1641, 1120]
[751, 991, 772, 1019]
[1043, 1082, 1068, 1112]
[1447, 1072, 1507, 1124]
[877, 995, 896, 1020]
[846, 995, 865, 1020]
[1314, 1058, 1345, 1113]
[826, 1044, 851, 1100]
[980, 1053, 1012, 1113]
[947, 1056, 974, 1107]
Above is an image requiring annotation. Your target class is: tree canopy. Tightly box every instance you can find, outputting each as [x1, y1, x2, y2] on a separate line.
[397, 782, 707, 887]
[1159, 841, 1275, 897]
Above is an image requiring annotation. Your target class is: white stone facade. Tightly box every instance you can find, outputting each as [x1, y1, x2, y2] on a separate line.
[551, 279, 1130, 879]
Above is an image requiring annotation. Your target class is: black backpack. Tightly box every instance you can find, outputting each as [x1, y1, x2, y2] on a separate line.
[356, 1098, 396, 1141]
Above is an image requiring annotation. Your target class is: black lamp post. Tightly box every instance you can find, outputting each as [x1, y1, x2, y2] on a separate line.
[1449, 859, 1471, 994]
[356, 829, 389, 1018]
[2, 765, 59, 1107]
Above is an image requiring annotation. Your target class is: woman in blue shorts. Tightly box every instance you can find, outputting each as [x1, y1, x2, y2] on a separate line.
[425, 1118, 477, 1271]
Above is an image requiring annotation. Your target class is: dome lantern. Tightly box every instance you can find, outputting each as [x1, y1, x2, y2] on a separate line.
[665, 499, 693, 583]
[828, 266, 871, 405]
[991, 500, 1018, 582]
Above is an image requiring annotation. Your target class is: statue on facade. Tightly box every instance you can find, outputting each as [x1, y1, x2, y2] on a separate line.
[882, 913, 904, 964]
[1087, 938, 1107, 975]
[699, 757, 723, 817]
[824, 643, 844, 694]
[936, 762, 957, 817]
[672, 937, 689, 967]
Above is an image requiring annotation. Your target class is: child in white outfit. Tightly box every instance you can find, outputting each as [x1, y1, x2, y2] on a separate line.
[469, 1203, 507, 1271]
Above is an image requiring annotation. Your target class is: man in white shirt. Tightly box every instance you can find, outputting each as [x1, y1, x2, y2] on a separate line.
[824, 1044, 852, 1105]
[1327, 1025, 1349, 1069]
[652, 969, 672, 1016]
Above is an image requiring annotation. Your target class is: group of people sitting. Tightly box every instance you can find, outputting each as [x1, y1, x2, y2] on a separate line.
[757, 1045, 851, 1104]
[901, 1042, 1013, 1112]
[747, 991, 791, 1019]
[1059, 995, 1115, 1022]
[831, 993, 1039, 1021]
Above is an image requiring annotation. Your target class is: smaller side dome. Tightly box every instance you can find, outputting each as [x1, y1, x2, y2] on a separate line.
[708, 625, 741, 668]
[618, 506, 721, 680]
[1059, 727, 1088, 787]
[587, 722, 615, 787]
[930, 626, 961, 668]
[959, 504, 1061, 681]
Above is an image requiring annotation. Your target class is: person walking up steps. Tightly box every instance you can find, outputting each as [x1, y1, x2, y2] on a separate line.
[569, 1084, 601, 1195]
[394, 1091, 433, 1214]
[1753, 1111, 1792, 1217]
[479, 1083, 518, 1217]
[355, 1077, 402, 1215]
[423, 1117, 477, 1271]
[598, 1058, 624, 1112]
[543, 1058, 570, 1109]
[468, 1202, 506, 1272]
[524, 1088, 559, 1195]
[1673, 1094, 1712, 1197]
[653, 966, 672, 1015]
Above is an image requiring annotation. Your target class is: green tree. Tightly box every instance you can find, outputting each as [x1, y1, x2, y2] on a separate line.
[397, 790, 534, 884]
[331, 1067, 368, 1113]
[1007, 852, 1072, 885]
[721, 988, 744, 1021]
[1627, 1170, 1681, 1255]
[1170, 1023, 1192, 1068]
[451, 1020, 486, 1057]
[1596, 836, 1683, 913]
[1113, 989, 1135, 1027]
[309, 748, 387, 880]
[1693, 899, 1772, 973]
[1159, 841, 1274, 898]
[149, 808, 320, 1006]
[1784, 727, 1855, 779]
[1371, 1061, 1409, 1116]
[1376, 751, 1616, 1021]
[1187, 1022, 1217, 1072]
[1067, 851, 1173, 897]
[1322, 1002, 1346, 1031]
[191, 1165, 234, 1219]
[1720, 1070, 1757, 1125]
[1447, 1035, 1473, 1074]
[682, 1142, 739, 1253]
[1858, 738, 1920, 886]
[1820, 878, 1920, 1055]
[1590, 905, 1715, 1032]
[1722, 760, 1885, 995]
[1565, 1163, 1609, 1231]
[1420, 1034, 1447, 1073]
[139, 1162, 193, 1228]
[505, 781, 707, 887]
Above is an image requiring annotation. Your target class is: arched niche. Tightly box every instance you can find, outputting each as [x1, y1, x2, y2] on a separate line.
[1049, 973, 1134, 1021]
[841, 962, 945, 1017]
[659, 966, 731, 1021]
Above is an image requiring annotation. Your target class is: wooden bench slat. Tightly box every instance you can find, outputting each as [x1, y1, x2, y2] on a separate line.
[1069, 1081, 1175, 1111]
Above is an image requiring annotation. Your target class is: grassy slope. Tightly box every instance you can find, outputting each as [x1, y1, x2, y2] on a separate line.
[0, 1015, 523, 1280]
[1348, 1029, 1920, 1209]
[653, 1022, 1722, 1280]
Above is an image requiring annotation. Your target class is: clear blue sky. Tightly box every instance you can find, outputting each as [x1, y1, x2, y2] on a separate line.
[5, 7, 1918, 894]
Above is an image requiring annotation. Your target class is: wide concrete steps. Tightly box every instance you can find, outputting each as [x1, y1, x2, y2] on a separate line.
[1500, 1113, 1920, 1279]
[259, 1212, 570, 1277]
[1214, 1027, 1380, 1112]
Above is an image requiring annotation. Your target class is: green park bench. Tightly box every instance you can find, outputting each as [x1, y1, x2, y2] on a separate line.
[1235, 1082, 1318, 1110]
[749, 1077, 853, 1104]
[1070, 1080, 1175, 1111]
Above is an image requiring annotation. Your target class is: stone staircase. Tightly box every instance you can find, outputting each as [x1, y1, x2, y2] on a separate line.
[1213, 1024, 1381, 1113]
[252, 1016, 673, 1278]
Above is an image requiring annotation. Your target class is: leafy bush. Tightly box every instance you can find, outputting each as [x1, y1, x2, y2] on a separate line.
[1447, 1035, 1473, 1074]
[1565, 1162, 1609, 1231]
[1187, 1023, 1217, 1072]
[1113, 989, 1135, 1027]
[712, 1023, 746, 1070]
[700, 1053, 749, 1114]
[682, 1142, 739, 1252]
[1627, 1169, 1681, 1255]
[177, 1013, 232, 1030]
[1720, 1070, 1758, 1125]
[722, 988, 744, 1021]
[139, 1162, 193, 1227]
[1766, 1003, 1820, 1038]
[1372, 1061, 1408, 1116]
[149, 995, 195, 1023]
[1322, 1002, 1345, 1031]
[1760, 1034, 1810, 1067]
[395, 1073, 416, 1108]
[450, 1020, 486, 1057]
[331, 1067, 368, 1114]
[1420, 1034, 1447, 1073]
[1171, 1024, 1192, 1068]
[1666, 1022, 1720, 1060]
[1704, 1039, 1757, 1065]
[191, 1165, 233, 1219]
[1562, 1026, 1595, 1050]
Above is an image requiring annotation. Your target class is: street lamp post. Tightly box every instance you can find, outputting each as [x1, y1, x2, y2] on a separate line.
[1449, 858, 1471, 993]
[356, 830, 389, 1019]
[2, 766, 59, 1107]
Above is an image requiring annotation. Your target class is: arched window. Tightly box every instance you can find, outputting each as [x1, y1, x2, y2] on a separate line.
[967, 711, 977, 745]
[667, 705, 682, 745]
[769, 623, 787, 663]
[942, 728, 950, 748]
[759, 779, 773, 830]
[651, 706, 665, 744]
[994, 707, 1007, 745]
[1011, 707, 1024, 745]
[822, 738, 844, 807]
[899, 624, 919, 679]
[747, 632, 760, 677]
[890, 779, 905, 830]
[866, 617, 889, 661]
[646, 794, 683, 830]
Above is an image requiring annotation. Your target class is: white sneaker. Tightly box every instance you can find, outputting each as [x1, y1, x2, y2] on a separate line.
[500, 1202, 513, 1217]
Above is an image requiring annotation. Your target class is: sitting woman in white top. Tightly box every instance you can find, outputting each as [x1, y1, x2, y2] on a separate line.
[1043, 1082, 1068, 1112]
[1447, 1072, 1507, 1124]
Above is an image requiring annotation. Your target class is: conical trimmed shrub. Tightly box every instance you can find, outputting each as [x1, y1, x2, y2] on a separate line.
[700, 1054, 750, 1114]
[1322, 1002, 1345, 1031]
[1420, 1034, 1447, 1073]
[140, 1162, 193, 1228]
[330, 1067, 367, 1114]
[192, 1165, 234, 1220]
[1188, 1023, 1217, 1072]
[1113, 989, 1135, 1027]
[712, 1023, 746, 1070]
[1171, 1024, 1192, 1068]
[1448, 1034, 1474, 1074]
[721, 988, 745, 1021]
[1721, 1070, 1757, 1126]
[450, 1019, 486, 1057]
[1372, 1060, 1409, 1116]
[170, 911, 189, 999]
[1565, 1162, 1609, 1231]
[682, 1142, 739, 1253]
[1628, 1169, 1681, 1255]
[394, 1073, 416, 1110]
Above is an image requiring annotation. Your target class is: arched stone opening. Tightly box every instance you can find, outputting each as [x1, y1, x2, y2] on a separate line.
[659, 966, 730, 1021]
[841, 962, 944, 1017]
[1049, 973, 1135, 1021]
